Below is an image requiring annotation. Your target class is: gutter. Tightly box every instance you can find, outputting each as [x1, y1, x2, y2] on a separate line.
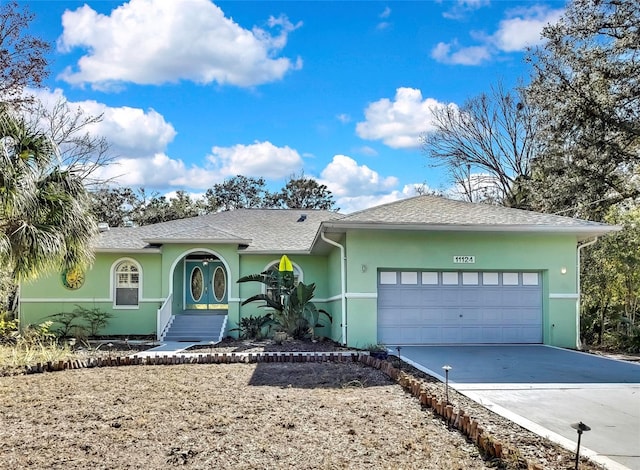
[576, 237, 599, 349]
[320, 231, 347, 345]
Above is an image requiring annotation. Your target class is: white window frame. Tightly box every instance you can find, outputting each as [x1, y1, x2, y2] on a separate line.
[112, 258, 142, 309]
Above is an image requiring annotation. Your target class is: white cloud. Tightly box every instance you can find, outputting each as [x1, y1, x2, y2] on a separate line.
[319, 155, 397, 198]
[433, 5, 563, 65]
[57, 0, 302, 89]
[358, 146, 378, 157]
[379, 7, 391, 19]
[92, 153, 221, 190]
[442, 0, 490, 20]
[336, 113, 351, 124]
[492, 6, 563, 52]
[336, 184, 429, 214]
[207, 141, 303, 179]
[356, 88, 456, 149]
[431, 41, 491, 65]
[30, 88, 176, 158]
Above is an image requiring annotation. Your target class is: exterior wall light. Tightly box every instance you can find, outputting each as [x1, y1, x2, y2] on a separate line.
[561, 266, 567, 274]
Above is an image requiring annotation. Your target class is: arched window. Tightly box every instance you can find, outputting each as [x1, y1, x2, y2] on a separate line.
[114, 260, 140, 307]
[263, 260, 303, 302]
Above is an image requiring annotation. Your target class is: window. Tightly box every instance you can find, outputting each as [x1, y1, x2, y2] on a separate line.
[264, 261, 302, 302]
[114, 260, 140, 307]
[379, 272, 397, 284]
[401, 272, 418, 284]
[421, 272, 438, 285]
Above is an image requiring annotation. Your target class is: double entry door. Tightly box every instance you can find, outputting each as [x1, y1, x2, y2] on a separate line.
[185, 260, 228, 310]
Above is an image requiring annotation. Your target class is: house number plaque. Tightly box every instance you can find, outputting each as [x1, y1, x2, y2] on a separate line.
[453, 255, 475, 264]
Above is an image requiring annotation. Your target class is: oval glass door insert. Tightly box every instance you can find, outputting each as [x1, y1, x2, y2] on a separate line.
[190, 267, 204, 302]
[213, 266, 226, 301]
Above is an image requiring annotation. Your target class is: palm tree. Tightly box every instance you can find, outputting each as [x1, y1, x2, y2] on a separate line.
[0, 107, 97, 281]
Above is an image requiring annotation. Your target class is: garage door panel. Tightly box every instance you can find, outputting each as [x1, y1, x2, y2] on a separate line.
[441, 327, 462, 343]
[378, 270, 542, 345]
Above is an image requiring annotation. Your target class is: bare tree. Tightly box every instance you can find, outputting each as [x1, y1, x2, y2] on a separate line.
[420, 84, 538, 207]
[0, 1, 50, 108]
[24, 98, 113, 186]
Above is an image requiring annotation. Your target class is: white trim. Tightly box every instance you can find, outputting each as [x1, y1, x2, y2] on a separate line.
[549, 293, 579, 299]
[20, 298, 164, 303]
[167, 248, 232, 305]
[111, 258, 142, 308]
[96, 248, 162, 254]
[321, 221, 620, 237]
[345, 292, 377, 299]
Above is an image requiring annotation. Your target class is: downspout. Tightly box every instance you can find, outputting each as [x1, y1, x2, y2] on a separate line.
[576, 237, 599, 349]
[321, 231, 347, 345]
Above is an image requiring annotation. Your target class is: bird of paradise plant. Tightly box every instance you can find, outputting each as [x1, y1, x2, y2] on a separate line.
[237, 255, 331, 340]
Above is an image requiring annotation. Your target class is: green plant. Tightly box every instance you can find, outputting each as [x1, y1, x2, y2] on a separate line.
[19, 321, 57, 345]
[79, 306, 113, 336]
[47, 306, 113, 338]
[47, 310, 85, 338]
[0, 318, 19, 344]
[238, 255, 331, 340]
[231, 314, 272, 340]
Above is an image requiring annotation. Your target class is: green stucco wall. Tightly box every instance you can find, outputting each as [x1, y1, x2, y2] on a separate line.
[20, 252, 163, 336]
[19, 230, 581, 348]
[340, 230, 579, 349]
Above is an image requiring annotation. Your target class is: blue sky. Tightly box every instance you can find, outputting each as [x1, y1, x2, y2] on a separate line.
[26, 0, 565, 212]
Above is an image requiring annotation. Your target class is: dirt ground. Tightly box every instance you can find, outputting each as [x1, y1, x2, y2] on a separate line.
[0, 338, 604, 469]
[0, 362, 490, 469]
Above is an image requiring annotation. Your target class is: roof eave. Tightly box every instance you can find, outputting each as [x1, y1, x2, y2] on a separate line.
[142, 238, 253, 245]
[95, 247, 162, 254]
[320, 221, 621, 236]
[238, 249, 313, 255]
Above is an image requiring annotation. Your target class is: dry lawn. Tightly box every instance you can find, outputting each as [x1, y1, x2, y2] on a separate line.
[0, 362, 489, 469]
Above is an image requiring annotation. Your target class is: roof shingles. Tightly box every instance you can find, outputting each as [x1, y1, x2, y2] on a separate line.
[95, 196, 614, 252]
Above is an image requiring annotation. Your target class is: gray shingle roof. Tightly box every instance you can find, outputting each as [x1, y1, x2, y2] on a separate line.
[95, 209, 342, 252]
[96, 196, 616, 252]
[326, 195, 613, 235]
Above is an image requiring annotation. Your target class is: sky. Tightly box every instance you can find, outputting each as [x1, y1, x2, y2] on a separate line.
[24, 0, 566, 213]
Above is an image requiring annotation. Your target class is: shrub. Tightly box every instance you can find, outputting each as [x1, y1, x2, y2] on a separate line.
[232, 314, 272, 340]
[0, 318, 19, 344]
[48, 306, 113, 338]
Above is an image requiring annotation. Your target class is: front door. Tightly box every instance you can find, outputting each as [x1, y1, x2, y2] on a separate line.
[185, 260, 228, 310]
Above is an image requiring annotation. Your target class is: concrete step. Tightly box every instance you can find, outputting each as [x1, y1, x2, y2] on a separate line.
[162, 313, 227, 342]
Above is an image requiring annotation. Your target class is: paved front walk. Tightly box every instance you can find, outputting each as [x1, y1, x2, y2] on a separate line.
[133, 341, 212, 357]
[397, 345, 640, 470]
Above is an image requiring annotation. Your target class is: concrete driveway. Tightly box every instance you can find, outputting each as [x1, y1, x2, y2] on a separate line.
[396, 346, 640, 470]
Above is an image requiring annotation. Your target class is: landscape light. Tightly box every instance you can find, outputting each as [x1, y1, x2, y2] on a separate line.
[570, 421, 591, 470]
[442, 365, 452, 404]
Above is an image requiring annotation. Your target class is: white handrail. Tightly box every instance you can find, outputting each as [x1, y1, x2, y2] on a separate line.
[156, 293, 173, 341]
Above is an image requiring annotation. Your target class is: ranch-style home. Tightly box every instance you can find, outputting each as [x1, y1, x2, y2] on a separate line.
[19, 195, 616, 349]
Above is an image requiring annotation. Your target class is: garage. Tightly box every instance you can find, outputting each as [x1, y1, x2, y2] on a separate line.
[377, 270, 542, 345]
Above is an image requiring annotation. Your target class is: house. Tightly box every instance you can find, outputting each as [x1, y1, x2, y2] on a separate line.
[18, 195, 617, 349]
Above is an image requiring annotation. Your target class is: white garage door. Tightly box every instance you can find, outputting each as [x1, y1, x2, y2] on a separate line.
[377, 271, 542, 345]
